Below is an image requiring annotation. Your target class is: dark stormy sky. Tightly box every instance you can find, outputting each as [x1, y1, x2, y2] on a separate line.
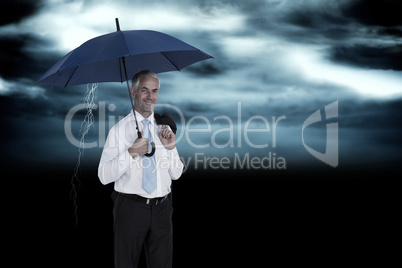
[1, 0, 402, 176]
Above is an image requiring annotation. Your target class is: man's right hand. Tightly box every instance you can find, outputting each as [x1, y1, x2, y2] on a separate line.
[128, 131, 149, 158]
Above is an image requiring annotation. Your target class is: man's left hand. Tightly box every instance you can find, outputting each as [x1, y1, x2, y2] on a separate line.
[159, 125, 176, 150]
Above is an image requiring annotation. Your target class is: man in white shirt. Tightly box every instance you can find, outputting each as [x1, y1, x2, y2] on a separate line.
[98, 70, 184, 268]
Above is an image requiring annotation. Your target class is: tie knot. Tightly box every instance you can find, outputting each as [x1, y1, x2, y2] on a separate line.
[142, 119, 150, 126]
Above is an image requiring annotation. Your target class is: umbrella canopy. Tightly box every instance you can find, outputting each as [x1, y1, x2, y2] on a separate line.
[36, 28, 213, 87]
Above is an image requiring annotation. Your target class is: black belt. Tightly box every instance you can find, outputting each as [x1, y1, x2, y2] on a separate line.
[118, 191, 170, 205]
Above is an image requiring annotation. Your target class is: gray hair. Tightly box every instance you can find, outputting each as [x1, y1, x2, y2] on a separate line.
[131, 70, 160, 91]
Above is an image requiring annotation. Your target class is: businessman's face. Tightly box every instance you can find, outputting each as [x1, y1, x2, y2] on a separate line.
[132, 76, 159, 117]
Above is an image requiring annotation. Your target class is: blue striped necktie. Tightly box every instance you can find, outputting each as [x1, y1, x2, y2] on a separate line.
[142, 119, 157, 194]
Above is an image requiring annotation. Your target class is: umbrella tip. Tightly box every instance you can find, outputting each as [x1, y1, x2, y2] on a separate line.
[115, 18, 120, 31]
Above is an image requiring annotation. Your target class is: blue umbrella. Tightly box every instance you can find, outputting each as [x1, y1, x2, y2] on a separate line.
[36, 19, 213, 87]
[37, 18, 213, 156]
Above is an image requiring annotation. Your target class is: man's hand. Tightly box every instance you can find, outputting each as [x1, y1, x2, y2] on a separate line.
[128, 131, 149, 158]
[159, 125, 176, 150]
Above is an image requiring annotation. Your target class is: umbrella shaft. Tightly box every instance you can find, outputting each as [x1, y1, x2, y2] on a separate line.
[121, 57, 142, 138]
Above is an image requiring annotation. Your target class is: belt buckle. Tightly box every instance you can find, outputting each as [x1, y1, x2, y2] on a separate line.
[145, 196, 165, 206]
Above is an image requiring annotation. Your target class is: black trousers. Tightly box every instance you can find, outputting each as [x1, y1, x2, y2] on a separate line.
[112, 191, 173, 268]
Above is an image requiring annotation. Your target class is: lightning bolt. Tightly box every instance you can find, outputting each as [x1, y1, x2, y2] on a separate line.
[71, 83, 98, 225]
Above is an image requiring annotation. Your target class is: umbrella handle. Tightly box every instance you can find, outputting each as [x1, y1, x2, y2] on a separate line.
[144, 142, 156, 157]
[137, 130, 156, 157]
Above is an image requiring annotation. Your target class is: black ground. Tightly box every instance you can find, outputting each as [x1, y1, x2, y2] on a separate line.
[2, 165, 400, 267]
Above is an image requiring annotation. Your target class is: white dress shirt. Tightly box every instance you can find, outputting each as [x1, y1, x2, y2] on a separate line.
[98, 110, 184, 198]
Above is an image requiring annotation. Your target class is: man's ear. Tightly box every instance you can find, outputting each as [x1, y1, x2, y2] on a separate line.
[130, 88, 135, 98]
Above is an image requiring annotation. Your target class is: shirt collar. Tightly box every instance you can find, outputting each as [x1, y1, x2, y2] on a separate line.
[131, 110, 155, 126]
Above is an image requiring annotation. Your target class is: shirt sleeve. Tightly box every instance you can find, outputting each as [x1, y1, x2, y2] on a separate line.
[167, 147, 184, 180]
[160, 124, 184, 180]
[98, 127, 132, 185]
